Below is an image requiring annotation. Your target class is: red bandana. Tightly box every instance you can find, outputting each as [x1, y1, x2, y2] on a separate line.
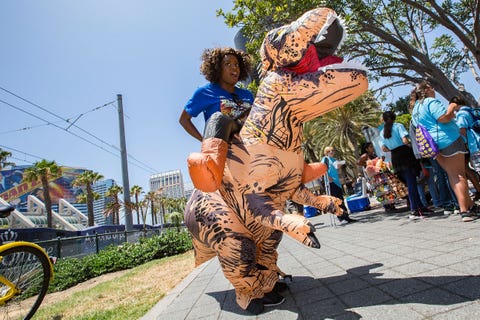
[283, 45, 343, 74]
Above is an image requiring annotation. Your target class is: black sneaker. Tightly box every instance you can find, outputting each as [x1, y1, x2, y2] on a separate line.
[272, 281, 288, 293]
[409, 209, 425, 220]
[443, 206, 455, 215]
[421, 207, 434, 213]
[261, 291, 285, 307]
[461, 211, 478, 222]
[469, 204, 480, 216]
[246, 299, 264, 315]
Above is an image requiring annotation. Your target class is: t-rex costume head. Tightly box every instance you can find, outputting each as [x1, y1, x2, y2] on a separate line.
[184, 7, 368, 314]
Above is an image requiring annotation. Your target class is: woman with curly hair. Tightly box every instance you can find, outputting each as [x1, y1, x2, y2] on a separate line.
[410, 80, 477, 222]
[179, 47, 254, 192]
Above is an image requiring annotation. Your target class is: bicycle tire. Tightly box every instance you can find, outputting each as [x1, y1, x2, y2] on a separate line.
[0, 244, 51, 320]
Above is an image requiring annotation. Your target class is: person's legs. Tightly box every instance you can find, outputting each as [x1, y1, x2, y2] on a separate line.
[431, 159, 457, 209]
[417, 182, 429, 208]
[400, 169, 422, 212]
[465, 154, 480, 198]
[425, 163, 441, 207]
[329, 182, 356, 222]
[436, 153, 472, 212]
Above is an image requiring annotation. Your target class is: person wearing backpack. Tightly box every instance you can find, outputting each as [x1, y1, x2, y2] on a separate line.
[452, 95, 480, 202]
[410, 81, 478, 222]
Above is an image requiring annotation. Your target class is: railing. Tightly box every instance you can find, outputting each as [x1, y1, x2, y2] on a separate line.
[34, 228, 171, 259]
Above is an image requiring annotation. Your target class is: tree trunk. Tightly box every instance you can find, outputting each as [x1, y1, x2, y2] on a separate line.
[86, 185, 94, 226]
[41, 176, 53, 228]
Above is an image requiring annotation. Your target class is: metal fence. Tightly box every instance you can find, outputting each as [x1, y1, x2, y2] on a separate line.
[35, 228, 170, 259]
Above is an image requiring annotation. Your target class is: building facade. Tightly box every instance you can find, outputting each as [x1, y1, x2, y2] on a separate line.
[149, 169, 185, 199]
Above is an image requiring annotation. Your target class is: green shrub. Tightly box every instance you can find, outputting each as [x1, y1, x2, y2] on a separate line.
[49, 229, 192, 292]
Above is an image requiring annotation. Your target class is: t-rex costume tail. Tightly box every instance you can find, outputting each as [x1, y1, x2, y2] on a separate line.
[184, 7, 368, 314]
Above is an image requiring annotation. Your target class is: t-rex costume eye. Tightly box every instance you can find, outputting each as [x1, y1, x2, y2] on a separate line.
[184, 7, 368, 315]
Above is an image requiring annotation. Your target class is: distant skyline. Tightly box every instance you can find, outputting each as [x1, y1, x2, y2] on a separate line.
[1, 1, 478, 194]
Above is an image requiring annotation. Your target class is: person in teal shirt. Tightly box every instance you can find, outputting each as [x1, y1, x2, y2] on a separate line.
[453, 96, 480, 201]
[410, 81, 477, 222]
[379, 111, 424, 219]
[321, 146, 356, 223]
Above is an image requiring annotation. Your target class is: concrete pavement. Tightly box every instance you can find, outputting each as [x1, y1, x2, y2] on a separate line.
[142, 202, 480, 319]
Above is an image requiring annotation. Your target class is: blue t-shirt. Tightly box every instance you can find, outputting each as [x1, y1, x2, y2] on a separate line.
[321, 156, 341, 188]
[184, 82, 254, 122]
[411, 97, 460, 150]
[379, 122, 408, 150]
[456, 106, 480, 153]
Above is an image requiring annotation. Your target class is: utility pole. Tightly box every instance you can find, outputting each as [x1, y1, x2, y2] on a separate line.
[117, 94, 133, 231]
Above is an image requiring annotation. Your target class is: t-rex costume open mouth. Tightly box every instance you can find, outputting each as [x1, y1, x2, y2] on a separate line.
[184, 7, 368, 314]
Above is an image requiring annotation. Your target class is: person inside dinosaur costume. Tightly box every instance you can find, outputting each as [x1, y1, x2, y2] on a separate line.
[184, 7, 368, 315]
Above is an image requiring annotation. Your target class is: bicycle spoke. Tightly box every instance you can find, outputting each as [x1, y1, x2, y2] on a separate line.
[1, 244, 51, 320]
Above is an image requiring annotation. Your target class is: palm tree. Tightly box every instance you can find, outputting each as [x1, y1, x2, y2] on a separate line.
[166, 211, 183, 232]
[130, 185, 143, 224]
[303, 92, 382, 180]
[144, 191, 160, 225]
[138, 198, 150, 230]
[22, 159, 62, 228]
[73, 170, 104, 226]
[0, 148, 15, 170]
[168, 197, 187, 213]
[154, 189, 169, 226]
[104, 185, 123, 225]
[76, 192, 101, 226]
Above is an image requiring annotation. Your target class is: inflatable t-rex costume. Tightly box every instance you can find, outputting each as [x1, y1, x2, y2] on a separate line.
[184, 7, 368, 314]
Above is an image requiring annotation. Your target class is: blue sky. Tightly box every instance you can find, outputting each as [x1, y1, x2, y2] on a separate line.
[0, 1, 239, 191]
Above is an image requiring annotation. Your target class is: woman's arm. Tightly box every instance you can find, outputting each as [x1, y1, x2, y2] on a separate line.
[179, 110, 203, 142]
[437, 102, 459, 123]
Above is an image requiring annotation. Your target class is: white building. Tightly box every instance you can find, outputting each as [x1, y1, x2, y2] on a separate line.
[149, 169, 185, 198]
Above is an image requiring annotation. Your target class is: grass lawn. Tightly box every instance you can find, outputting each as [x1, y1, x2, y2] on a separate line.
[32, 250, 195, 320]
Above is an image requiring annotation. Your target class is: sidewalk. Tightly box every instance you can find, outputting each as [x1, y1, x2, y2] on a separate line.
[142, 203, 480, 319]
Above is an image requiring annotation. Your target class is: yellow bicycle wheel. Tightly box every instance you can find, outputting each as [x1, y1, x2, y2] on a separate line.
[0, 242, 52, 320]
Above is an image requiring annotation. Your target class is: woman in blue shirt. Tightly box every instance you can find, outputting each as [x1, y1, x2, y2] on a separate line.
[379, 111, 423, 219]
[410, 81, 476, 222]
[179, 47, 254, 192]
[321, 146, 357, 223]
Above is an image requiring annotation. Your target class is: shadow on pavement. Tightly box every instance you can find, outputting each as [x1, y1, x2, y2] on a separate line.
[206, 263, 480, 319]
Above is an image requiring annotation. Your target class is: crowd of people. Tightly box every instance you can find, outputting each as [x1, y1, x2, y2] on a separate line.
[372, 80, 480, 222]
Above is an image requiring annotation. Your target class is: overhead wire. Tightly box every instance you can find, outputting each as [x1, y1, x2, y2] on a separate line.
[0, 87, 159, 174]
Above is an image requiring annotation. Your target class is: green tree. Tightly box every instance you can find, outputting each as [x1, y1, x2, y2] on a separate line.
[303, 91, 382, 179]
[130, 185, 143, 224]
[0, 148, 15, 170]
[218, 0, 480, 105]
[104, 185, 123, 225]
[166, 211, 183, 232]
[73, 170, 104, 226]
[144, 191, 160, 225]
[22, 159, 62, 228]
[386, 96, 410, 115]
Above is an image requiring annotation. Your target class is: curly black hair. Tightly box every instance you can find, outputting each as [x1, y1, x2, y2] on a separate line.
[200, 47, 253, 83]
